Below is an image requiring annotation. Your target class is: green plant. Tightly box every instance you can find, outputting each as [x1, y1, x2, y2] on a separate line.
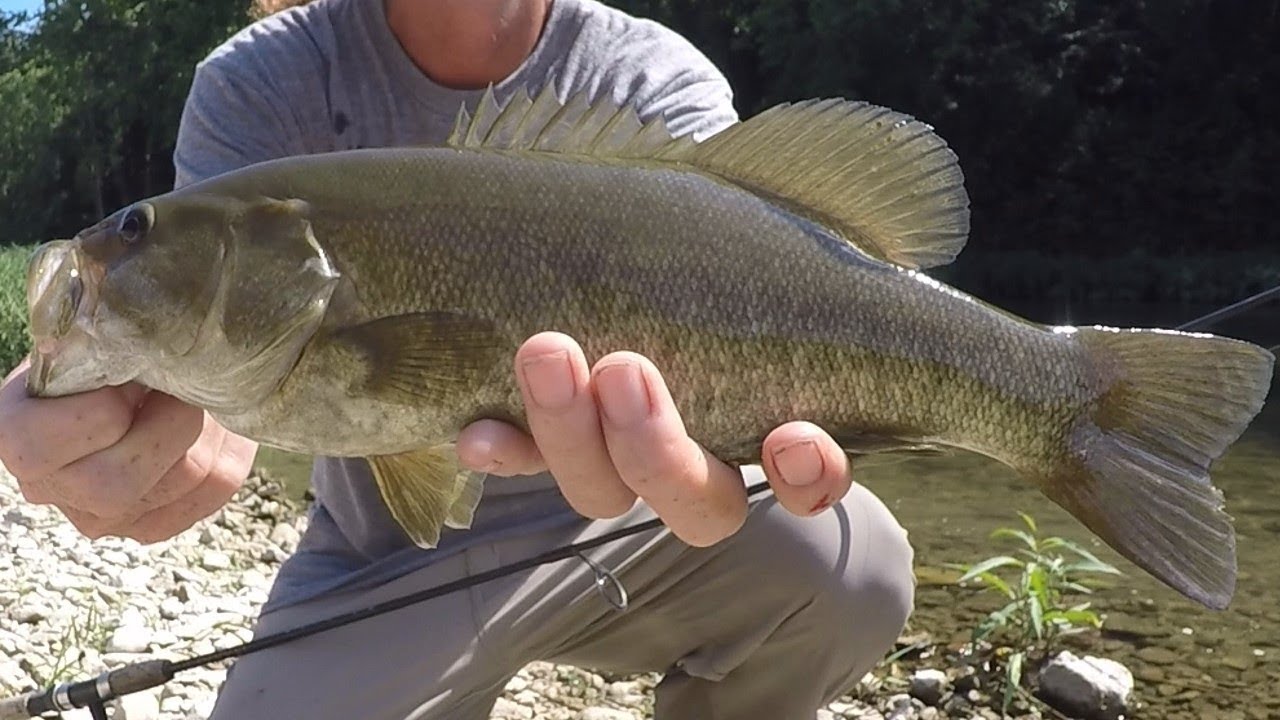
[0, 244, 32, 375]
[953, 512, 1122, 712]
[27, 603, 114, 688]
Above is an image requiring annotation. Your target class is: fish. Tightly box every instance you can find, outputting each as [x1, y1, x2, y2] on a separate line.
[23, 85, 1273, 610]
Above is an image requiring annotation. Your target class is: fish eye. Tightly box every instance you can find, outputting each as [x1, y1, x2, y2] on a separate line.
[117, 203, 154, 245]
[68, 268, 83, 310]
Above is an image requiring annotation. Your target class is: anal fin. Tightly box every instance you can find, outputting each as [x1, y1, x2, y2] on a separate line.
[368, 445, 486, 549]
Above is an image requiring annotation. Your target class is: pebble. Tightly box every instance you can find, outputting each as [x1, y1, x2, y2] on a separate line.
[112, 689, 162, 720]
[106, 625, 153, 654]
[200, 551, 232, 571]
[1137, 646, 1183, 665]
[491, 697, 534, 719]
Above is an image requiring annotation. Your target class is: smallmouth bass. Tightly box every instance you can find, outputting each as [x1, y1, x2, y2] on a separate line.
[25, 86, 1273, 610]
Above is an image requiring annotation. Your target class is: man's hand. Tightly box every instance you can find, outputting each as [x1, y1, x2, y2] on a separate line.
[0, 359, 258, 544]
[457, 332, 852, 547]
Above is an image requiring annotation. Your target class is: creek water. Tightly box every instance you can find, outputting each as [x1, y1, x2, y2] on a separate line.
[255, 299, 1280, 719]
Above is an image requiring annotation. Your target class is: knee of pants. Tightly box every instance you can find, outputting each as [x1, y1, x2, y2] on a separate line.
[766, 481, 916, 667]
[833, 481, 916, 654]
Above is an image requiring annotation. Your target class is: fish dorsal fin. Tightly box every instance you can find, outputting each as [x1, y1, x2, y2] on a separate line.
[447, 84, 696, 159]
[682, 100, 970, 269]
[447, 86, 970, 269]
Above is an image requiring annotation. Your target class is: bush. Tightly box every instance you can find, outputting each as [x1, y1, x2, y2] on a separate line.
[0, 244, 32, 375]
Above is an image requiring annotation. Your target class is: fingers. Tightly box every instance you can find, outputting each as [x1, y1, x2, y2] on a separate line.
[56, 418, 256, 543]
[0, 362, 150, 490]
[590, 352, 746, 546]
[126, 448, 250, 544]
[456, 419, 546, 476]
[50, 391, 204, 517]
[1, 357, 257, 544]
[455, 331, 853, 548]
[515, 333, 635, 518]
[761, 421, 852, 517]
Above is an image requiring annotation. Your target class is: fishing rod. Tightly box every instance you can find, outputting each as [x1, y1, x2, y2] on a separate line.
[3, 284, 1279, 720]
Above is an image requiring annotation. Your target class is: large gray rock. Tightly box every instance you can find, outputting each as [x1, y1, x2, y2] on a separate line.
[1037, 650, 1134, 720]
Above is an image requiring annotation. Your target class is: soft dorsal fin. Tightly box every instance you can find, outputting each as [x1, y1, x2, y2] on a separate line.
[447, 85, 970, 269]
[683, 100, 970, 269]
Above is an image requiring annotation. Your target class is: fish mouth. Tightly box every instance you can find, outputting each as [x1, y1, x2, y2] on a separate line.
[24, 239, 99, 397]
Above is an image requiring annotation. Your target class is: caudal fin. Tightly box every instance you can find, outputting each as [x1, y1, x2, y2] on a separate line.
[1038, 327, 1273, 610]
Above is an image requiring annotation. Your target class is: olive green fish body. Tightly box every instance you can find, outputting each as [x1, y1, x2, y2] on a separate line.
[203, 149, 1087, 474]
[25, 86, 1273, 610]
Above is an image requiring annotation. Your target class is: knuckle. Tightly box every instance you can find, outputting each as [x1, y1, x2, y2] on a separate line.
[131, 522, 180, 545]
[179, 440, 219, 482]
[79, 395, 135, 446]
[205, 464, 247, 499]
[16, 478, 51, 505]
[65, 511, 111, 540]
[59, 464, 143, 519]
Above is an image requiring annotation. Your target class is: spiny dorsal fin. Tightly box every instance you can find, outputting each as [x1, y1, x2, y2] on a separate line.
[447, 85, 970, 269]
[447, 84, 695, 159]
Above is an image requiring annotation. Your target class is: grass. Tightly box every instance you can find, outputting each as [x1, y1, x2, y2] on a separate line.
[0, 244, 32, 375]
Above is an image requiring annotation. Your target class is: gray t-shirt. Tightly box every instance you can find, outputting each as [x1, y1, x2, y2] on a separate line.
[173, 0, 739, 611]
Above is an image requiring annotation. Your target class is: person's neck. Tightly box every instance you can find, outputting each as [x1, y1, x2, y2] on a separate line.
[384, 0, 553, 89]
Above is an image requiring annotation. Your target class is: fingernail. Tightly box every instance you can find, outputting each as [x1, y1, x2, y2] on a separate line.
[520, 351, 575, 410]
[465, 437, 504, 475]
[772, 439, 824, 487]
[595, 361, 650, 427]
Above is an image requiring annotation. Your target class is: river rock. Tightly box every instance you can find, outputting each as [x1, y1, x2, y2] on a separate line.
[490, 697, 534, 719]
[908, 668, 949, 705]
[111, 689, 161, 720]
[106, 625, 153, 654]
[1037, 651, 1133, 720]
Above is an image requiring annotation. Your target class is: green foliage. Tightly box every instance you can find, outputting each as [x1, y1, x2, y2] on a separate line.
[0, 0, 252, 245]
[953, 512, 1122, 712]
[27, 603, 114, 689]
[0, 0, 1276, 303]
[610, 0, 1280, 303]
[0, 245, 32, 375]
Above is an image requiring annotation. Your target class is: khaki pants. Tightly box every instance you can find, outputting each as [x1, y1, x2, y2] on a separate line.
[207, 471, 916, 720]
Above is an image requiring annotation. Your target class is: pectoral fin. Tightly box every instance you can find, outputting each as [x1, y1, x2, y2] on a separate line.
[368, 445, 486, 548]
[336, 312, 507, 405]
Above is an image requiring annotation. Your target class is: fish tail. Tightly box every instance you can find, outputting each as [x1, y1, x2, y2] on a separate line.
[1035, 326, 1273, 609]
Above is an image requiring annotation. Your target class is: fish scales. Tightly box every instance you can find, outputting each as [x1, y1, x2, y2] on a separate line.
[213, 148, 1087, 468]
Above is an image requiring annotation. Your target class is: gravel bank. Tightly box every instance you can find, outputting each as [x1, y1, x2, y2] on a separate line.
[2, 467, 1071, 720]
